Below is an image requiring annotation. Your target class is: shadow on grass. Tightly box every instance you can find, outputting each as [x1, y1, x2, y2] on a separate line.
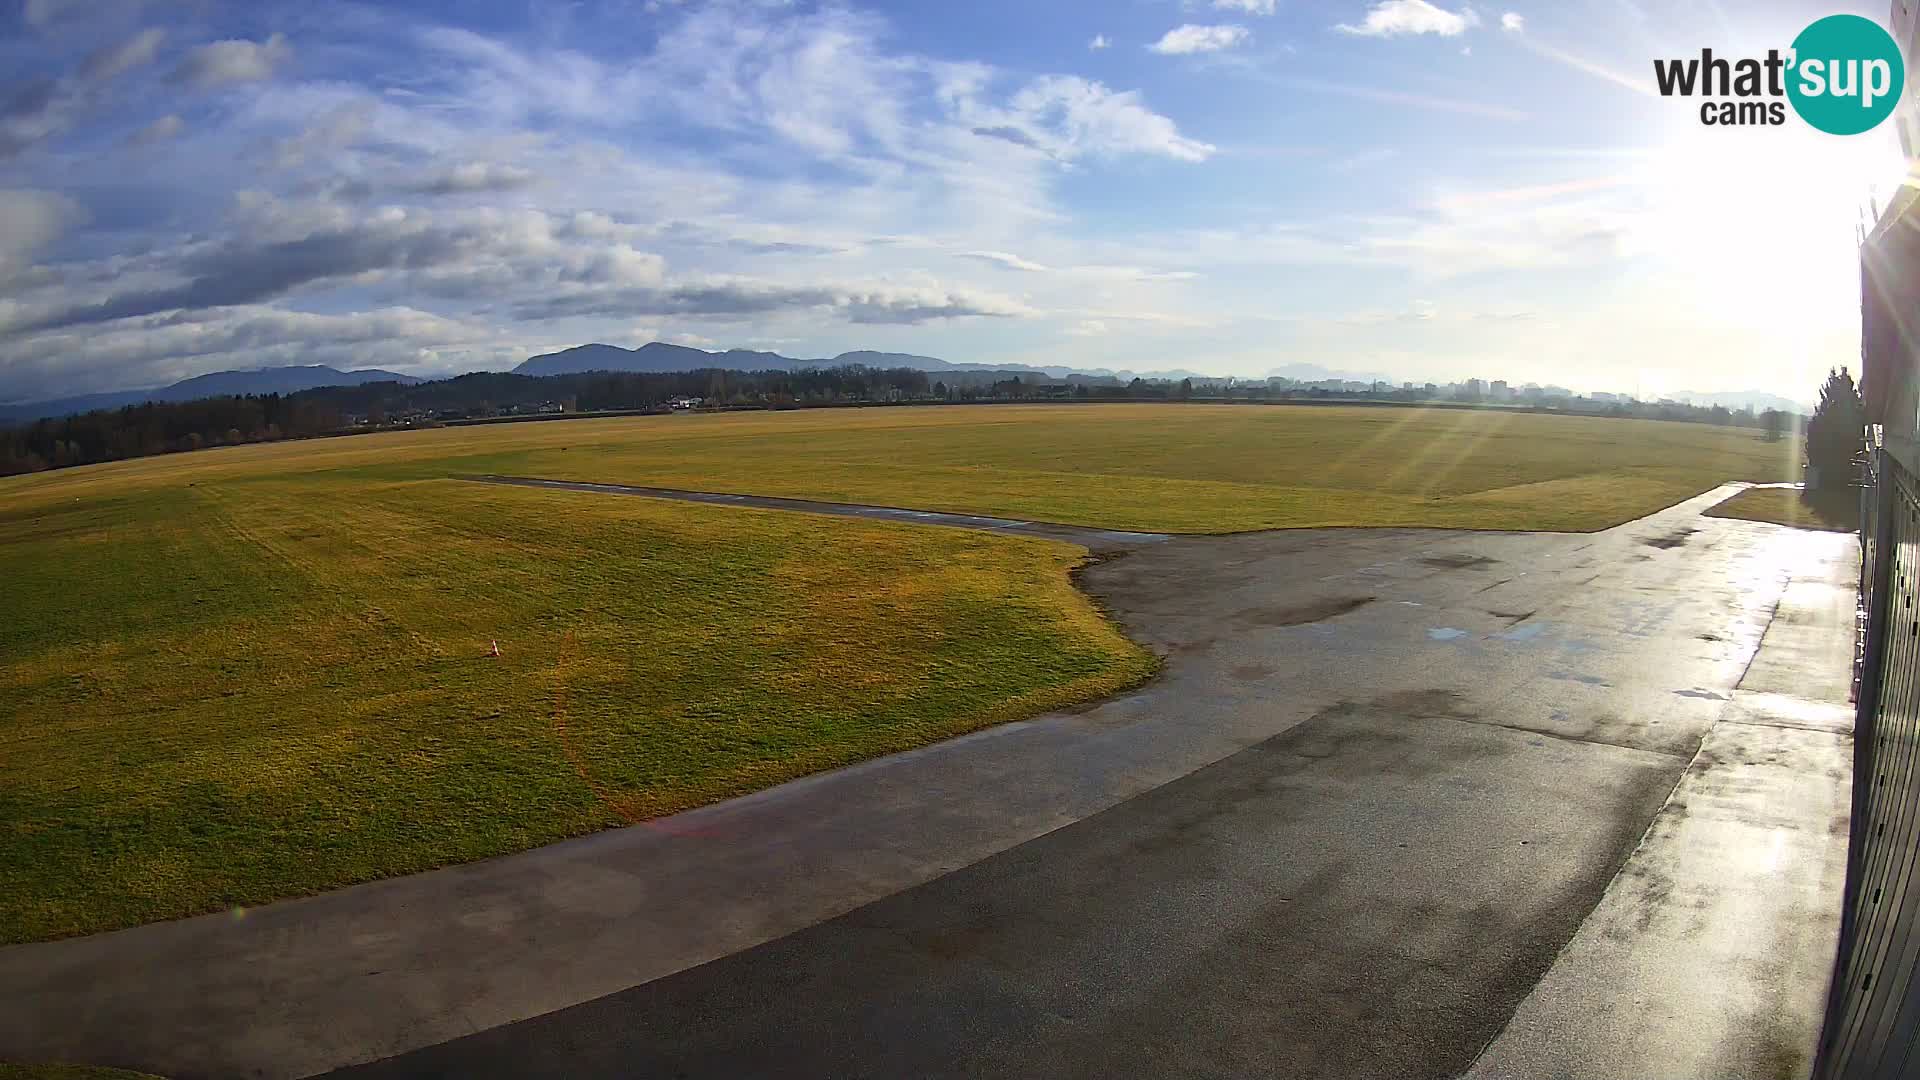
[1705, 486, 1856, 533]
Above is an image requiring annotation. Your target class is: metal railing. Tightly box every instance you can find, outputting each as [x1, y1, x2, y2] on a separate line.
[1816, 446, 1920, 1078]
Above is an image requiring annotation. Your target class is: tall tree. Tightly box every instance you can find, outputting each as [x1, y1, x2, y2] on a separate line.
[1804, 367, 1865, 489]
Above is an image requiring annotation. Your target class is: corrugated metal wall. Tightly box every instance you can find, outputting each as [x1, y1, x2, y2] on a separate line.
[1817, 449, 1920, 1078]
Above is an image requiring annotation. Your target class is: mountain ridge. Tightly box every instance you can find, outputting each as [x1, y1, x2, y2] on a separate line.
[512, 342, 1215, 383]
[1, 365, 421, 423]
[4, 346, 1813, 424]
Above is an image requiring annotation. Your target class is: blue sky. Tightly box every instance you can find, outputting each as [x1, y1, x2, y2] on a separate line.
[0, 0, 1905, 401]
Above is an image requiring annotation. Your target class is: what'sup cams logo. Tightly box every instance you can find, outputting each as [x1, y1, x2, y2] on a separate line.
[1654, 14, 1905, 134]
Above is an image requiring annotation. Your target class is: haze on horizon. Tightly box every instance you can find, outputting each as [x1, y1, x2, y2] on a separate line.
[0, 0, 1902, 404]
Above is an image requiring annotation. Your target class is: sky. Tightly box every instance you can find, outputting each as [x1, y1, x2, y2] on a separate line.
[0, 0, 1908, 403]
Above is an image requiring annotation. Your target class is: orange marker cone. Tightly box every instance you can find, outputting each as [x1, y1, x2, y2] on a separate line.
[489, 639, 501, 658]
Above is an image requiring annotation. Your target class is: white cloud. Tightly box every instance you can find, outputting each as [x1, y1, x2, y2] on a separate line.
[0, 305, 510, 399]
[421, 8, 1208, 178]
[962, 250, 1051, 272]
[267, 100, 373, 168]
[563, 211, 642, 242]
[510, 276, 1037, 324]
[1148, 24, 1251, 55]
[409, 161, 538, 195]
[22, 0, 88, 27]
[0, 182, 1050, 351]
[1501, 12, 1524, 32]
[1006, 75, 1213, 160]
[1214, 0, 1278, 14]
[1069, 264, 1200, 282]
[127, 114, 184, 147]
[0, 4, 1232, 397]
[80, 29, 166, 83]
[2, 200, 676, 335]
[990, 76, 1217, 162]
[0, 28, 168, 158]
[171, 33, 291, 89]
[1089, 34, 1111, 50]
[1335, 1, 1480, 37]
[0, 189, 83, 271]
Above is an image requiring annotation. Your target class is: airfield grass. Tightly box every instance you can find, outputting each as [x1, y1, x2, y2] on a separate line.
[462, 403, 1801, 532]
[0, 463, 1151, 943]
[1, 403, 1794, 942]
[20, 403, 1792, 534]
[1706, 486, 1857, 532]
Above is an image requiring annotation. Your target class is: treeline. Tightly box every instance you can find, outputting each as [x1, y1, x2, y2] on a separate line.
[0, 365, 944, 476]
[309, 365, 942, 416]
[0, 361, 1800, 478]
[0, 394, 349, 476]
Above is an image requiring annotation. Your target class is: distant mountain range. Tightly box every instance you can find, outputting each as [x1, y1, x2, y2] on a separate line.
[1664, 389, 1811, 415]
[1265, 362, 1401, 386]
[513, 341, 1213, 382]
[516, 342, 811, 377]
[2, 344, 1813, 425]
[2, 366, 421, 423]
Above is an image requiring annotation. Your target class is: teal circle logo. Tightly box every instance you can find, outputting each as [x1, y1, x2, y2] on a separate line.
[1787, 14, 1904, 135]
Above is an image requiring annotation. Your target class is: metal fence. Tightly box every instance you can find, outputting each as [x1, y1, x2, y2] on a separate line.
[1816, 446, 1920, 1079]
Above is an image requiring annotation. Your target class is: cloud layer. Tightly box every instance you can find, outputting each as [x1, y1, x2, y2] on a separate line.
[0, 0, 1866, 403]
[170, 34, 290, 89]
[0, 2, 1234, 398]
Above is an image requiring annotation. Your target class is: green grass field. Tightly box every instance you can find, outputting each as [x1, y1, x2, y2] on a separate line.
[462, 404, 1800, 532]
[15, 403, 1789, 533]
[0, 403, 1796, 942]
[1706, 486, 1856, 532]
[0, 459, 1151, 942]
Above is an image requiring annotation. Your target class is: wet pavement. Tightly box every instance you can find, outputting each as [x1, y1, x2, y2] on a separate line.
[0, 483, 1857, 1080]
[1464, 550, 1856, 1080]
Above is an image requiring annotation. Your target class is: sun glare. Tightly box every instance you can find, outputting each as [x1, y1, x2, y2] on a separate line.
[1635, 120, 1907, 335]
